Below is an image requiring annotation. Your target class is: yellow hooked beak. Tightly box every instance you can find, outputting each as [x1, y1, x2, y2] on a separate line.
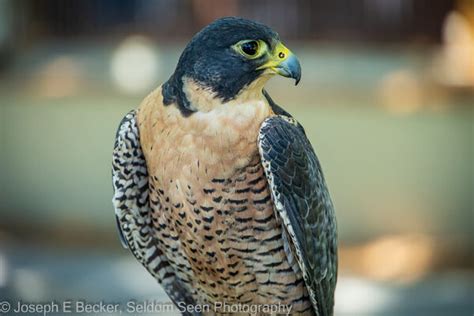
[257, 42, 301, 85]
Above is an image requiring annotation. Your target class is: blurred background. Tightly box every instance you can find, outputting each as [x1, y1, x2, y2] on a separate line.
[0, 0, 473, 315]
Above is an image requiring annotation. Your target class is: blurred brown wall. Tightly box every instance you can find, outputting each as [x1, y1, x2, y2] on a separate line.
[14, 0, 454, 42]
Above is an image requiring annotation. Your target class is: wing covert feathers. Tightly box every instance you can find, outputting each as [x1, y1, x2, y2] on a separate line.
[258, 115, 338, 316]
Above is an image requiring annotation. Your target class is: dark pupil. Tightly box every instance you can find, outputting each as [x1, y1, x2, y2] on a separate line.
[241, 41, 258, 55]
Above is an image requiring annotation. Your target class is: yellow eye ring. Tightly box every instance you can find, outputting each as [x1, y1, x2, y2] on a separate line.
[233, 40, 267, 59]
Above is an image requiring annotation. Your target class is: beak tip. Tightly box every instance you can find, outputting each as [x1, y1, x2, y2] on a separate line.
[283, 54, 301, 86]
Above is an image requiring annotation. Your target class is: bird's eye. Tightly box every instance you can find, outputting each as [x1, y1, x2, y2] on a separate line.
[241, 41, 259, 56]
[233, 40, 266, 59]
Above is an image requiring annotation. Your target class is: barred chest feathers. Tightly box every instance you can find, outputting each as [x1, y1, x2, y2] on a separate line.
[137, 80, 273, 183]
[134, 85, 311, 312]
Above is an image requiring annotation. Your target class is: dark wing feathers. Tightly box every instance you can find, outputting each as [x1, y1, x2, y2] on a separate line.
[112, 110, 199, 314]
[258, 114, 338, 316]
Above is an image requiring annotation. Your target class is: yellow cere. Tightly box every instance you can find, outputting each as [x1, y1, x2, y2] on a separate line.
[256, 41, 293, 72]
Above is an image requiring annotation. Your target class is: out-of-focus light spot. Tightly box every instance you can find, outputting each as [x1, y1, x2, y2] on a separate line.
[111, 36, 160, 94]
[31, 57, 83, 98]
[359, 234, 434, 283]
[13, 269, 47, 301]
[0, 250, 7, 287]
[432, 11, 474, 88]
[378, 69, 423, 114]
[335, 277, 394, 315]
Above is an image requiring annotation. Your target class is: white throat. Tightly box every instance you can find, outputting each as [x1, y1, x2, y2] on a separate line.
[180, 76, 273, 140]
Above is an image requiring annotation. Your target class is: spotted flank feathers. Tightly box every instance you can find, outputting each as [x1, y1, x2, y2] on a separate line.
[112, 110, 199, 314]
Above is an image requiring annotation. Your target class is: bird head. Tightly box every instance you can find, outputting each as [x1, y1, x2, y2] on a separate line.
[162, 17, 301, 116]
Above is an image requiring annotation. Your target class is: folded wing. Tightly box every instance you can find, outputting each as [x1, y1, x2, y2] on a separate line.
[258, 113, 338, 316]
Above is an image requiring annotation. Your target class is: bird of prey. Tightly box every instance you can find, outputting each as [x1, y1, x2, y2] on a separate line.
[112, 17, 337, 316]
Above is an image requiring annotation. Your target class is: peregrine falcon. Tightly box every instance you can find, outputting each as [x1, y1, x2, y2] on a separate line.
[112, 17, 337, 316]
